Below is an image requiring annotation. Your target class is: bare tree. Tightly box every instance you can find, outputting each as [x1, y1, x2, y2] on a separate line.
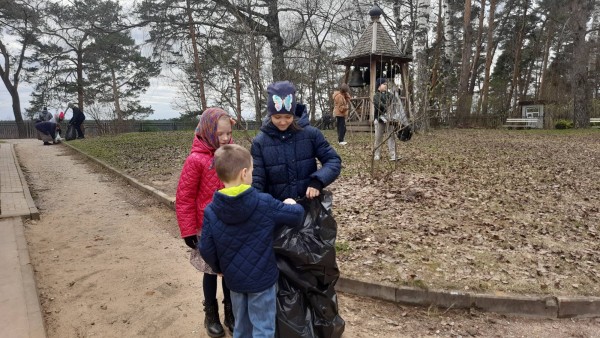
[0, 0, 42, 136]
[455, 0, 473, 120]
[468, 0, 486, 114]
[412, 0, 433, 130]
[208, 0, 309, 81]
[507, 0, 529, 116]
[300, 0, 350, 122]
[479, 0, 496, 114]
[570, 0, 595, 128]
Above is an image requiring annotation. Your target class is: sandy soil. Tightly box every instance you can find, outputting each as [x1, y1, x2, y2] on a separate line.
[12, 138, 600, 337]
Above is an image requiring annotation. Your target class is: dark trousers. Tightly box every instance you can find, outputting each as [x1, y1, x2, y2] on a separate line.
[336, 116, 346, 142]
[203, 273, 231, 304]
[73, 123, 84, 138]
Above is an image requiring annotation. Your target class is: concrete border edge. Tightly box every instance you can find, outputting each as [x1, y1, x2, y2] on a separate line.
[337, 278, 599, 319]
[13, 217, 47, 337]
[10, 144, 40, 220]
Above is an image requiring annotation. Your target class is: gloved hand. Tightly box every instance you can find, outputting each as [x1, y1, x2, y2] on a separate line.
[183, 235, 198, 249]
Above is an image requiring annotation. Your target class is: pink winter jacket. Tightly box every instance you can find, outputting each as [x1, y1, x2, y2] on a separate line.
[175, 136, 224, 238]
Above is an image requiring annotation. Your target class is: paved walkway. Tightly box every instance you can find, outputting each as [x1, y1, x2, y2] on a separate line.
[0, 141, 45, 338]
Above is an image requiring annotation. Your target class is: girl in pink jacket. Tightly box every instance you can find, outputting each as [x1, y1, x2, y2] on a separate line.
[176, 107, 235, 337]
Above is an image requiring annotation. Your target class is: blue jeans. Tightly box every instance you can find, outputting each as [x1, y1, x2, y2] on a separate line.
[230, 283, 276, 338]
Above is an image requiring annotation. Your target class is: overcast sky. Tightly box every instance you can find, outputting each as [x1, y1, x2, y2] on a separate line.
[0, 0, 186, 121]
[0, 78, 185, 121]
[0, 1, 263, 121]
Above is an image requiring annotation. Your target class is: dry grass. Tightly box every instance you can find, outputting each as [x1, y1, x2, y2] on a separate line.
[69, 128, 600, 296]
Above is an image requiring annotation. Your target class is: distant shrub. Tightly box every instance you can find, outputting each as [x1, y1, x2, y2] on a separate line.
[555, 119, 573, 129]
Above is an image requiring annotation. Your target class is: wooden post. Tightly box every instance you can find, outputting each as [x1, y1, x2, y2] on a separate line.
[401, 63, 412, 120]
[369, 59, 377, 122]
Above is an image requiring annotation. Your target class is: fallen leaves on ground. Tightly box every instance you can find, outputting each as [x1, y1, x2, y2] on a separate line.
[70, 128, 600, 296]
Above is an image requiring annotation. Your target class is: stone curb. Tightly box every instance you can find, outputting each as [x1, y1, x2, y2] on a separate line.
[10, 144, 40, 220]
[337, 278, 600, 318]
[62, 141, 600, 319]
[14, 217, 47, 337]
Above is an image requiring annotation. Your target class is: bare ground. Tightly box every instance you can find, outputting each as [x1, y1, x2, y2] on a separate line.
[11, 132, 600, 337]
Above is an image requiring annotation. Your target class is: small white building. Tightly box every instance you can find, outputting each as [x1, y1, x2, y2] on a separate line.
[518, 100, 545, 129]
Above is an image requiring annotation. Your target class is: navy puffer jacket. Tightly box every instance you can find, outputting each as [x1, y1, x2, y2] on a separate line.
[251, 103, 342, 200]
[200, 187, 304, 293]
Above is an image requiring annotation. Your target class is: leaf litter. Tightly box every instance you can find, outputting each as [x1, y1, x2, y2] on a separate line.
[70, 128, 600, 296]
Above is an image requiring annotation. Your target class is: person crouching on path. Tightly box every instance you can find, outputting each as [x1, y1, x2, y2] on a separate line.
[175, 108, 236, 337]
[35, 112, 64, 145]
[200, 144, 304, 338]
[332, 83, 351, 145]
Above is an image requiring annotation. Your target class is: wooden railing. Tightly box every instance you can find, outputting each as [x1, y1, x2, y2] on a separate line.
[348, 97, 371, 122]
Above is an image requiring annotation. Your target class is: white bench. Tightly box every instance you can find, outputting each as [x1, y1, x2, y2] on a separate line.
[591, 118, 600, 128]
[503, 118, 541, 129]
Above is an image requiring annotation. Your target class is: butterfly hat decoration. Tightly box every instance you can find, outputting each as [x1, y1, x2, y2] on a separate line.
[267, 81, 297, 116]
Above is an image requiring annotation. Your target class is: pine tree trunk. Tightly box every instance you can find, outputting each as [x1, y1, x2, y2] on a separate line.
[76, 50, 85, 110]
[537, 20, 553, 99]
[480, 0, 496, 114]
[469, 0, 486, 114]
[456, 0, 473, 120]
[111, 68, 122, 122]
[413, 0, 431, 130]
[507, 2, 529, 117]
[430, 0, 444, 97]
[570, 0, 594, 128]
[186, 0, 207, 111]
[589, 2, 599, 99]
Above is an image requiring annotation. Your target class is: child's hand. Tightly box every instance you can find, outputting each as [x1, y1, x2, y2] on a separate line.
[183, 235, 198, 249]
[306, 187, 320, 199]
[283, 198, 296, 205]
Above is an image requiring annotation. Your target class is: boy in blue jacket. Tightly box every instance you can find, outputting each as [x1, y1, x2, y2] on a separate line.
[200, 144, 304, 338]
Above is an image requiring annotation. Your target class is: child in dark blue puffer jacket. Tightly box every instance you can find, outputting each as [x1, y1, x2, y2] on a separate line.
[251, 81, 341, 201]
[200, 144, 304, 338]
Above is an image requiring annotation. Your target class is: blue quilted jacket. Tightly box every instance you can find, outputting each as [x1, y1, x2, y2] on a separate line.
[251, 103, 342, 200]
[200, 187, 304, 293]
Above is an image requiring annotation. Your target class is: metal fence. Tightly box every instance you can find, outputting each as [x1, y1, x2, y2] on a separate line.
[0, 120, 264, 139]
[0, 121, 40, 139]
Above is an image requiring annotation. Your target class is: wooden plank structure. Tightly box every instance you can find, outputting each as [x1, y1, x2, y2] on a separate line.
[333, 4, 413, 131]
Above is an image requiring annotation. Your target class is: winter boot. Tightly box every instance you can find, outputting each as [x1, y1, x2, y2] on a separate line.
[223, 300, 235, 334]
[203, 300, 225, 338]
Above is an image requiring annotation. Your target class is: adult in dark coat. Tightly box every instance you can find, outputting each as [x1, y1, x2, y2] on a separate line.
[373, 77, 397, 161]
[68, 102, 86, 139]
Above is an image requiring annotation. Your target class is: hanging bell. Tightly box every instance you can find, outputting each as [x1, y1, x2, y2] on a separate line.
[363, 68, 371, 86]
[348, 69, 365, 87]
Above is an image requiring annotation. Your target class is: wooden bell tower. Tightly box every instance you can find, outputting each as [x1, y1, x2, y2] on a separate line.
[333, 4, 413, 131]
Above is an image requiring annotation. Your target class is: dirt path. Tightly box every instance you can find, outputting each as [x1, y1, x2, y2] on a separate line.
[13, 139, 600, 337]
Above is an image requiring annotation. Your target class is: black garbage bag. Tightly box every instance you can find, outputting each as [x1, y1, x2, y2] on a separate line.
[65, 124, 77, 141]
[397, 124, 413, 142]
[273, 191, 345, 338]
